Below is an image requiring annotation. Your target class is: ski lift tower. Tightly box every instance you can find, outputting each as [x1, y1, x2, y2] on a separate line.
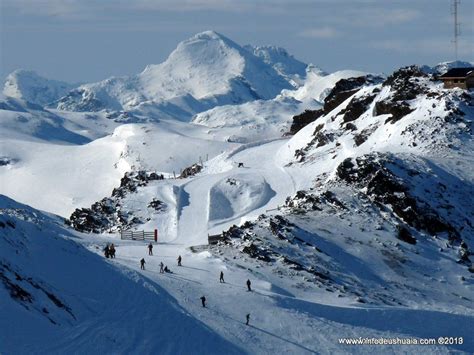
[452, 0, 461, 60]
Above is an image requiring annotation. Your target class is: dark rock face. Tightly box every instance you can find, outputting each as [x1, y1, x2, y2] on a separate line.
[113, 170, 164, 197]
[383, 65, 427, 101]
[289, 109, 324, 134]
[215, 215, 331, 282]
[375, 100, 414, 124]
[353, 126, 377, 146]
[287, 75, 382, 135]
[397, 225, 416, 244]
[336, 154, 458, 240]
[285, 190, 322, 211]
[67, 170, 166, 233]
[312, 132, 334, 148]
[324, 75, 382, 112]
[179, 164, 202, 178]
[105, 110, 140, 123]
[375, 66, 427, 123]
[341, 94, 377, 123]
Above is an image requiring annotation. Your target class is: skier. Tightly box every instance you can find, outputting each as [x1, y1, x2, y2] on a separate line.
[159, 262, 164, 273]
[104, 244, 110, 258]
[219, 271, 225, 283]
[140, 258, 146, 270]
[164, 266, 172, 273]
[109, 244, 116, 258]
[200, 296, 206, 308]
[177, 255, 182, 266]
[246, 313, 250, 326]
[246, 279, 252, 292]
[148, 242, 153, 256]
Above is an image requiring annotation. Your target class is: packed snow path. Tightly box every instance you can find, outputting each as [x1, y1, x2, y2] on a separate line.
[176, 139, 296, 245]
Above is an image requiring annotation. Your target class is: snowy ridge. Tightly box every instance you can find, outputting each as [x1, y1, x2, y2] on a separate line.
[243, 44, 311, 86]
[421, 60, 474, 75]
[3, 69, 77, 106]
[53, 31, 296, 119]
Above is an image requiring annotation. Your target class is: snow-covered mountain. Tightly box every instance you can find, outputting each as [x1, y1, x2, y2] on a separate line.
[421, 60, 474, 75]
[54, 31, 298, 120]
[3, 69, 77, 107]
[1, 26, 473, 354]
[56, 64, 473, 353]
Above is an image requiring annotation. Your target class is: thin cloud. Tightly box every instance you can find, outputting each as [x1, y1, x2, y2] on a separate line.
[370, 38, 474, 57]
[321, 7, 421, 28]
[298, 27, 340, 39]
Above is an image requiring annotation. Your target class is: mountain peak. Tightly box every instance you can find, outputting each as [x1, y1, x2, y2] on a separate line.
[191, 30, 227, 41]
[3, 69, 76, 106]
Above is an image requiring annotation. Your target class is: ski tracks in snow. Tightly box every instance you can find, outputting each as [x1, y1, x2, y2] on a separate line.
[174, 139, 297, 245]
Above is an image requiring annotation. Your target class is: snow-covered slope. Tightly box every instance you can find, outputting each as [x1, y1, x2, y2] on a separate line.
[3, 69, 77, 107]
[0, 120, 237, 216]
[0, 195, 242, 354]
[192, 96, 311, 143]
[243, 45, 311, 86]
[192, 69, 378, 143]
[2, 38, 474, 353]
[281, 67, 370, 106]
[54, 31, 296, 120]
[0, 95, 91, 144]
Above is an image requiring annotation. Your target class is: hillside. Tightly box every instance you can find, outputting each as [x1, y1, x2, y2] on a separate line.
[1, 27, 473, 354]
[0, 195, 242, 354]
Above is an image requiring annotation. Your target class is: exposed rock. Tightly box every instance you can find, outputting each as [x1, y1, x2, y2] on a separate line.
[374, 66, 428, 123]
[324, 75, 382, 112]
[179, 164, 202, 178]
[67, 170, 166, 233]
[289, 109, 324, 134]
[397, 225, 416, 244]
[336, 154, 459, 239]
[375, 100, 414, 124]
[340, 93, 376, 123]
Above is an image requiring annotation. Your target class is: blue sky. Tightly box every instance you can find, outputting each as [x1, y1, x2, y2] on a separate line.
[1, 0, 473, 83]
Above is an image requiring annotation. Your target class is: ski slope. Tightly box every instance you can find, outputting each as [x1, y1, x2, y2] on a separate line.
[175, 139, 296, 245]
[1, 29, 473, 354]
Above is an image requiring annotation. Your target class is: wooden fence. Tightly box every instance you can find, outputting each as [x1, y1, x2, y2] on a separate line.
[121, 229, 157, 241]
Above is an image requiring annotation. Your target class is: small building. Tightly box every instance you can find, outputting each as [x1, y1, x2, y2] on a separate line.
[439, 67, 474, 89]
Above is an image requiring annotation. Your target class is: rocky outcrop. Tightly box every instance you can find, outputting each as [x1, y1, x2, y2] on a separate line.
[375, 66, 428, 123]
[67, 170, 166, 233]
[324, 75, 382, 112]
[179, 164, 202, 178]
[340, 93, 377, 123]
[336, 154, 459, 241]
[289, 109, 324, 134]
[288, 75, 382, 135]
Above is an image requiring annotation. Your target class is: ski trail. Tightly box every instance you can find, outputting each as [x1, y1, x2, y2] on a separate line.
[175, 139, 298, 245]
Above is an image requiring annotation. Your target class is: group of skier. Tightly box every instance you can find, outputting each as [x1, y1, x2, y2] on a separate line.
[103, 243, 116, 258]
[104, 240, 253, 325]
[142, 243, 253, 325]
